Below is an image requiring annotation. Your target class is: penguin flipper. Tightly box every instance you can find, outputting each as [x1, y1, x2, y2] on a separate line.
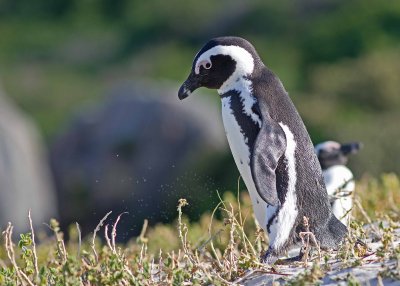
[251, 122, 286, 206]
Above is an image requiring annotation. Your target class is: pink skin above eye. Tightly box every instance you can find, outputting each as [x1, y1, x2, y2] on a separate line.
[195, 59, 212, 74]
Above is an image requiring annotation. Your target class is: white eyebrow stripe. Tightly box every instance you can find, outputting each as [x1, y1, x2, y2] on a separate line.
[194, 45, 254, 75]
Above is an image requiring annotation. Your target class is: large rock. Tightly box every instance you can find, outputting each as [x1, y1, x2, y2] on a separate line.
[0, 87, 58, 233]
[50, 82, 228, 239]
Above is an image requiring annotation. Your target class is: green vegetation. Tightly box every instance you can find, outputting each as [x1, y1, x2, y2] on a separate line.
[1, 174, 399, 285]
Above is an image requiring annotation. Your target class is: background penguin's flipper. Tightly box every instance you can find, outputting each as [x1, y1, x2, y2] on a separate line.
[251, 122, 287, 206]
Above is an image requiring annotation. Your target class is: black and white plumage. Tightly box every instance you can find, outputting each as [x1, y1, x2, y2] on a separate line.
[315, 141, 362, 226]
[178, 37, 347, 264]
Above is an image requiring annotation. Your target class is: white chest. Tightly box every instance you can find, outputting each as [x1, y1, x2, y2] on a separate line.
[323, 165, 354, 225]
[323, 165, 354, 195]
[221, 96, 274, 230]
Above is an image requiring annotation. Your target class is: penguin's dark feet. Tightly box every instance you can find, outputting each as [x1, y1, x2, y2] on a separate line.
[273, 247, 308, 265]
[279, 251, 305, 264]
[260, 248, 279, 265]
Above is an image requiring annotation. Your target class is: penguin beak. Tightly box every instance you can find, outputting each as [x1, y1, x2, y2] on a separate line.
[178, 72, 201, 100]
[340, 142, 363, 155]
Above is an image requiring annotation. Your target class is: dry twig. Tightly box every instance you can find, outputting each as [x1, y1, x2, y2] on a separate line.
[91, 211, 112, 262]
[2, 223, 34, 286]
[299, 216, 321, 266]
[28, 210, 39, 281]
[76, 222, 82, 258]
[112, 212, 128, 253]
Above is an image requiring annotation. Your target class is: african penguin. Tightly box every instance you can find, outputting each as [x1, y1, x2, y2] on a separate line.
[315, 141, 362, 226]
[178, 36, 347, 264]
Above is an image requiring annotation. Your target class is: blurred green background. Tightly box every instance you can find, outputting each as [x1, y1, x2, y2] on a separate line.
[0, 0, 399, 235]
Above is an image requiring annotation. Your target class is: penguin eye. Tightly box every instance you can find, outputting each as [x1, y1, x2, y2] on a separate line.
[196, 60, 212, 74]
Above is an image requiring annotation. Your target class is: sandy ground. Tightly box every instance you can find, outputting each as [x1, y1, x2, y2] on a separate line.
[234, 226, 400, 286]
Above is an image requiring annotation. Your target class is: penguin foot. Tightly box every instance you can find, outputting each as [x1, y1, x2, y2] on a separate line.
[260, 248, 279, 265]
[273, 247, 308, 265]
[277, 252, 305, 265]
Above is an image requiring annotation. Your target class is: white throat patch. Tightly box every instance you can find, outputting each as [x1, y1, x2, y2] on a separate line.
[195, 45, 255, 94]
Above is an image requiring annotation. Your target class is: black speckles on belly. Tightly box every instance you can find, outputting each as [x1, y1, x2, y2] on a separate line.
[228, 90, 260, 148]
[240, 159, 243, 165]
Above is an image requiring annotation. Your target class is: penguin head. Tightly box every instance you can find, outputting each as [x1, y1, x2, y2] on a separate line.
[178, 37, 262, 100]
[314, 141, 362, 170]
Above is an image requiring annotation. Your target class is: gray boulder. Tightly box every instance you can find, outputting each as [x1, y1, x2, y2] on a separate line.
[50, 82, 227, 239]
[0, 86, 58, 234]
